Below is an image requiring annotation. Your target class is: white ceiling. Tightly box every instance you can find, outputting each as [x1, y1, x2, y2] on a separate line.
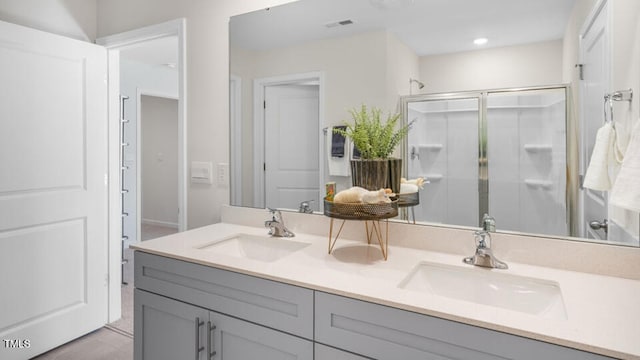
[230, 0, 577, 56]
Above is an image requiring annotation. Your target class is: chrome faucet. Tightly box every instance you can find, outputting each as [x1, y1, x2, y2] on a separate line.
[265, 208, 295, 237]
[298, 200, 314, 214]
[463, 214, 508, 269]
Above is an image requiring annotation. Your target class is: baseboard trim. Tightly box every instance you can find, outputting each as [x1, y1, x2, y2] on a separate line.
[141, 218, 179, 229]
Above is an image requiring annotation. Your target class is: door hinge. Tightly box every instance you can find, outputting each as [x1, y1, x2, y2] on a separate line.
[263, 163, 266, 171]
[575, 63, 584, 80]
[104, 173, 109, 186]
[263, 100, 266, 109]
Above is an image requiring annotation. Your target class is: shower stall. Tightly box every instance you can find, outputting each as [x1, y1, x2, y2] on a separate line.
[401, 85, 572, 237]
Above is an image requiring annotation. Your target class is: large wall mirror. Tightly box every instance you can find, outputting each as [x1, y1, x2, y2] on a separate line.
[229, 0, 640, 247]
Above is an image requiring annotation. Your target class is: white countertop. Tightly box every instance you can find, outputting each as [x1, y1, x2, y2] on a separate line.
[131, 221, 640, 359]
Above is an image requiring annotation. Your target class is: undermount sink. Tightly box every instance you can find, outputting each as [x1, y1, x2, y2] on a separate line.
[398, 262, 567, 320]
[197, 233, 310, 262]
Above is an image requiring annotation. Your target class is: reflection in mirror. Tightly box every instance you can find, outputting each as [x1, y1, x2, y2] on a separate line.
[402, 86, 570, 237]
[229, 0, 640, 247]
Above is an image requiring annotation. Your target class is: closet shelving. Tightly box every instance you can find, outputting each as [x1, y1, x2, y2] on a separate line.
[119, 95, 130, 285]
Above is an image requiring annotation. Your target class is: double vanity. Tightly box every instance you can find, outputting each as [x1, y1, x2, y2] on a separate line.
[131, 206, 640, 359]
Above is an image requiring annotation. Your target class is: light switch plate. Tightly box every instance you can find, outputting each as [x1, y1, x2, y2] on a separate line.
[217, 163, 229, 187]
[191, 161, 213, 184]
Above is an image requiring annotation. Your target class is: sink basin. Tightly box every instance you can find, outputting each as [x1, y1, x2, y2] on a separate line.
[398, 262, 567, 320]
[197, 233, 310, 262]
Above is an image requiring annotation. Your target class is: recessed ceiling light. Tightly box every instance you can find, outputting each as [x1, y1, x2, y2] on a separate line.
[163, 63, 176, 68]
[474, 38, 488, 46]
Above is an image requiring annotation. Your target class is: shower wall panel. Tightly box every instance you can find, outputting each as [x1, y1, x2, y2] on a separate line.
[407, 98, 478, 227]
[487, 89, 567, 236]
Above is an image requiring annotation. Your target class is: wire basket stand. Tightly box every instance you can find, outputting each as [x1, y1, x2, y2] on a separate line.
[324, 199, 398, 260]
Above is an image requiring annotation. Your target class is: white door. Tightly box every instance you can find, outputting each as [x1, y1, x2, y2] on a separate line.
[0, 20, 108, 359]
[580, 1, 610, 240]
[264, 85, 319, 211]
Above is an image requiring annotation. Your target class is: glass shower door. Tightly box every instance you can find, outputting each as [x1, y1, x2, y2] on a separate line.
[486, 88, 568, 236]
[406, 97, 480, 227]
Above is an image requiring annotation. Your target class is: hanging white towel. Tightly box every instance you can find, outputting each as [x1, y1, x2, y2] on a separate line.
[610, 122, 640, 212]
[326, 126, 350, 177]
[583, 123, 615, 191]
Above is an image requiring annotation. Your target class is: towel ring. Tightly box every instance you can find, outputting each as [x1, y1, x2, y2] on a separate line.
[604, 94, 615, 127]
[604, 89, 633, 128]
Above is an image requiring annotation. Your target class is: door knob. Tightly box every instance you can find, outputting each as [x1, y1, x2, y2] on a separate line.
[589, 219, 608, 232]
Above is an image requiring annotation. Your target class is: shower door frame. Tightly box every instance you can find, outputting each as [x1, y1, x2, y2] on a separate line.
[400, 84, 575, 235]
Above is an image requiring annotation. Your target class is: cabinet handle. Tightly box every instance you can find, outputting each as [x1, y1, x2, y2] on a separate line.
[195, 317, 204, 359]
[207, 321, 217, 359]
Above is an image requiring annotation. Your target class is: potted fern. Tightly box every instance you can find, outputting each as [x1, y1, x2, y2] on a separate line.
[334, 104, 412, 193]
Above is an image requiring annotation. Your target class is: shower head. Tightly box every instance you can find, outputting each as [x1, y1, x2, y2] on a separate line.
[410, 78, 425, 89]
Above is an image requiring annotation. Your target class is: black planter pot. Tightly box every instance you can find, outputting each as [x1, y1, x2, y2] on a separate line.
[350, 158, 402, 193]
[387, 158, 402, 194]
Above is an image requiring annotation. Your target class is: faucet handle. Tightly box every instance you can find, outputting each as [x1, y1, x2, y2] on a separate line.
[298, 200, 314, 213]
[473, 230, 490, 248]
[482, 213, 496, 232]
[267, 208, 286, 224]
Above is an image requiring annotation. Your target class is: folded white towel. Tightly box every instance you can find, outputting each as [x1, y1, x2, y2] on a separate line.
[610, 122, 640, 211]
[583, 123, 614, 191]
[326, 126, 350, 177]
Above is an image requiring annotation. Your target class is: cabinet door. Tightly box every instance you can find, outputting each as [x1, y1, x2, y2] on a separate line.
[135, 289, 209, 360]
[135, 251, 314, 339]
[315, 343, 371, 360]
[316, 292, 614, 360]
[209, 311, 313, 360]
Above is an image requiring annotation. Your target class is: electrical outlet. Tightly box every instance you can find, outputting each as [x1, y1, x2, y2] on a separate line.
[217, 163, 229, 187]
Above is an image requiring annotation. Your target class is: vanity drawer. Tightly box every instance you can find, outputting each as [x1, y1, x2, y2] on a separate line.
[315, 292, 613, 360]
[134, 251, 314, 339]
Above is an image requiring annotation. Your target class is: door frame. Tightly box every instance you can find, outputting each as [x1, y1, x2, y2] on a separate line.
[252, 72, 325, 208]
[230, 74, 243, 206]
[96, 18, 187, 322]
[578, 0, 610, 239]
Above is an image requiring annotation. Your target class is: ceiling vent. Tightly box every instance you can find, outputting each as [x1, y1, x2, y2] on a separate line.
[325, 19, 354, 28]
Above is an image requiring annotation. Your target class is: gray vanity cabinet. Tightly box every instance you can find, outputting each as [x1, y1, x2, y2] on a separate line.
[135, 289, 313, 360]
[314, 292, 614, 360]
[134, 251, 314, 339]
[134, 251, 616, 360]
[134, 252, 314, 360]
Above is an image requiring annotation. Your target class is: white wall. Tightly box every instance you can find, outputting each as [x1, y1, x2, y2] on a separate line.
[0, 0, 97, 41]
[386, 30, 421, 106]
[232, 30, 390, 129]
[419, 40, 564, 94]
[141, 95, 179, 227]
